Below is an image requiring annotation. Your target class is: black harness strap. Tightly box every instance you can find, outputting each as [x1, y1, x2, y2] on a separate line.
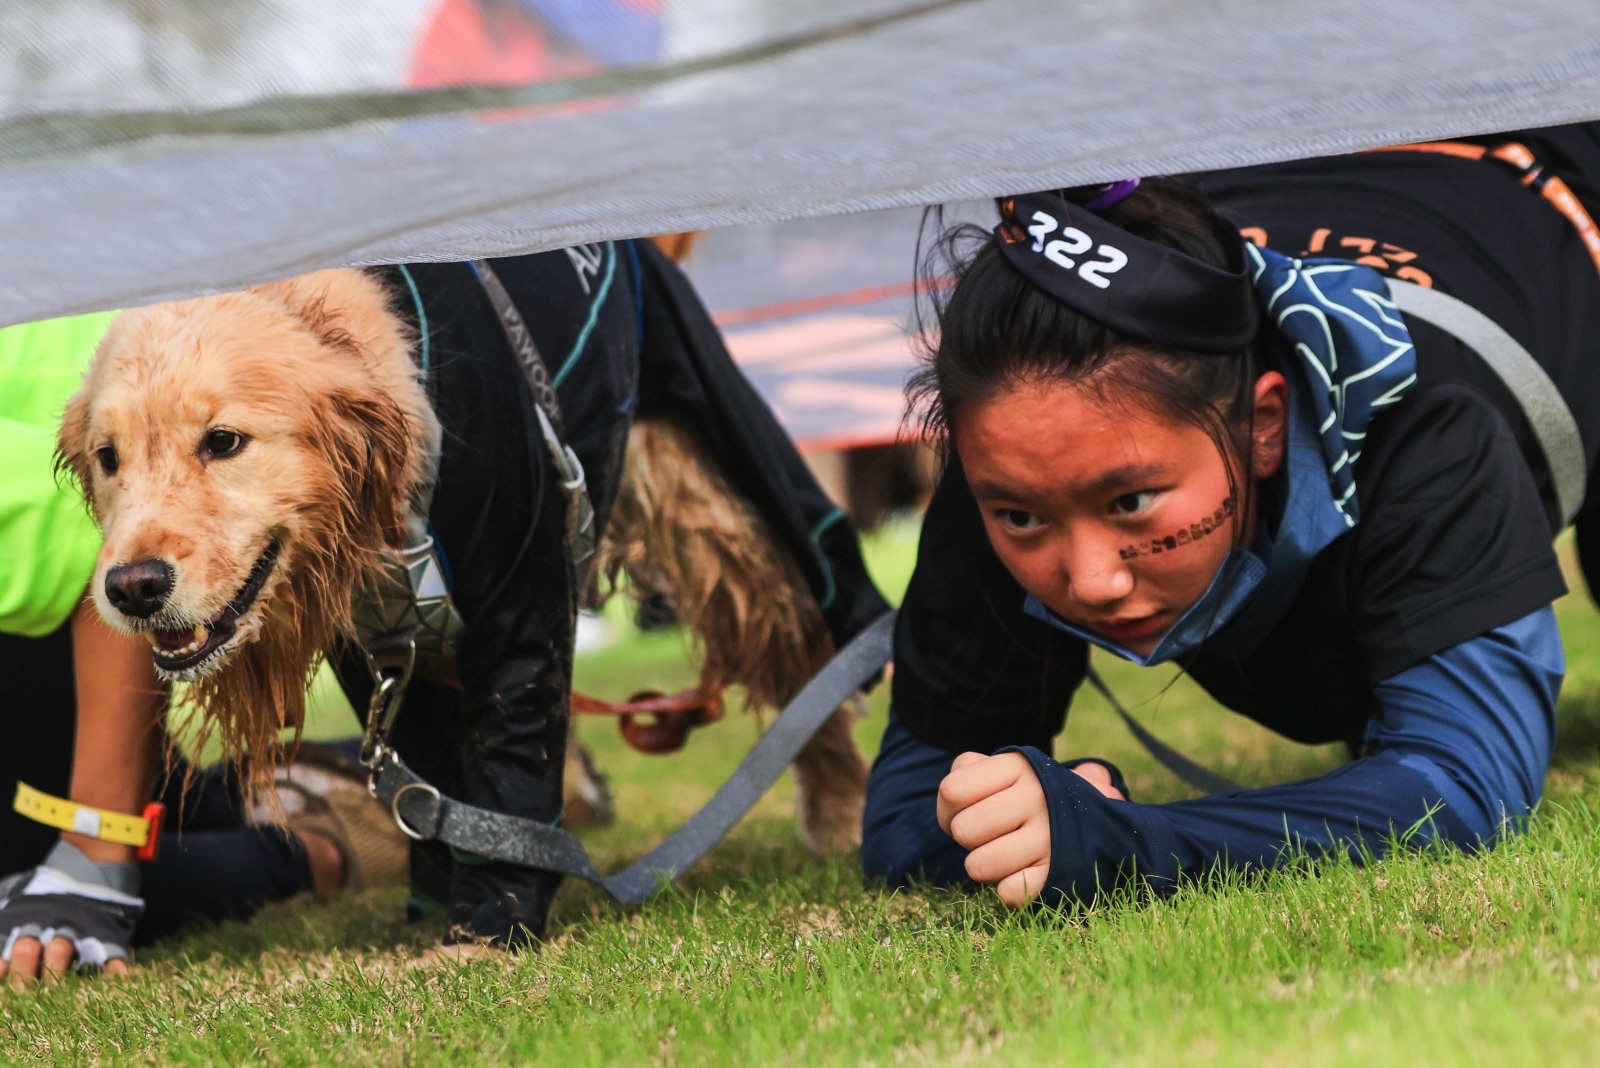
[1084, 668, 1241, 795]
[468, 258, 597, 571]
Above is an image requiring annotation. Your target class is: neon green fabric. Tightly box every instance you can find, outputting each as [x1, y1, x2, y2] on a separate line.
[0, 313, 114, 636]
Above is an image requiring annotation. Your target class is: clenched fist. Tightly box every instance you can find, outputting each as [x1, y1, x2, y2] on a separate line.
[936, 752, 1124, 907]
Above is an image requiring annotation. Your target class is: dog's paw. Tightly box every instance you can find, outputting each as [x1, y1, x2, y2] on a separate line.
[796, 782, 867, 853]
[793, 700, 870, 854]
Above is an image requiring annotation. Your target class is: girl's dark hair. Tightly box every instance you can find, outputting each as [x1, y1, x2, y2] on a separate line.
[908, 178, 1261, 492]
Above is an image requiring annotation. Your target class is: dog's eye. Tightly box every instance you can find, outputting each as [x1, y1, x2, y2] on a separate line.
[202, 428, 248, 460]
[95, 445, 119, 477]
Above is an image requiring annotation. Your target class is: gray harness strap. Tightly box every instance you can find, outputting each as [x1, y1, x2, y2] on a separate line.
[1387, 279, 1586, 525]
[367, 611, 895, 904]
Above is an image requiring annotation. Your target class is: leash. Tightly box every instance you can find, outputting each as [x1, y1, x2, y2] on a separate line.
[360, 612, 894, 905]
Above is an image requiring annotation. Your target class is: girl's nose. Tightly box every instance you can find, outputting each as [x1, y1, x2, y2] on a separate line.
[1062, 533, 1135, 607]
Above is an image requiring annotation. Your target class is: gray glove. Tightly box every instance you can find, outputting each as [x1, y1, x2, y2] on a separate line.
[0, 840, 143, 971]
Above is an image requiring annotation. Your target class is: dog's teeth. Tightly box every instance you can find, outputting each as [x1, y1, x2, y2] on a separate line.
[193, 625, 208, 644]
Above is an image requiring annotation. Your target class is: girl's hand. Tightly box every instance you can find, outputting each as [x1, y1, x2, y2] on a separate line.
[936, 752, 1052, 907]
[936, 752, 1128, 907]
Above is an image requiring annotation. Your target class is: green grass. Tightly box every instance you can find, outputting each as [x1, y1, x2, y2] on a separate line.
[4, 519, 1600, 1065]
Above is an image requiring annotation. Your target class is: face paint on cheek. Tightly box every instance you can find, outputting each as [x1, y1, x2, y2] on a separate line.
[1118, 496, 1235, 561]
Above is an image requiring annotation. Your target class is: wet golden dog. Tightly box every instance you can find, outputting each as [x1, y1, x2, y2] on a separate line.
[57, 267, 868, 853]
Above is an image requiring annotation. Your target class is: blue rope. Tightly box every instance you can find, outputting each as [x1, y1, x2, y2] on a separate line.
[553, 242, 617, 389]
[396, 263, 429, 377]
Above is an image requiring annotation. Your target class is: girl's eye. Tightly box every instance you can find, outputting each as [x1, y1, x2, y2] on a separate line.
[202, 428, 248, 460]
[997, 508, 1042, 532]
[1110, 491, 1156, 516]
[95, 445, 119, 477]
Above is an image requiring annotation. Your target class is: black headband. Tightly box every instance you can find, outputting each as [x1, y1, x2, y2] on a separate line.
[992, 191, 1259, 353]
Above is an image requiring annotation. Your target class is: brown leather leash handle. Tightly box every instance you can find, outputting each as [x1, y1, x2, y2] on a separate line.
[571, 687, 726, 754]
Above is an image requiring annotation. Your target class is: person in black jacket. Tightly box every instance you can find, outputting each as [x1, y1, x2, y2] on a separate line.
[865, 123, 1600, 908]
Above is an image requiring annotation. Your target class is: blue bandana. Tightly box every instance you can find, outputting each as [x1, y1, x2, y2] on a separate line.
[1024, 246, 1419, 664]
[1246, 244, 1417, 526]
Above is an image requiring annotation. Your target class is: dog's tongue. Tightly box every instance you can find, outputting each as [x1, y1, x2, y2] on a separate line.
[154, 626, 206, 652]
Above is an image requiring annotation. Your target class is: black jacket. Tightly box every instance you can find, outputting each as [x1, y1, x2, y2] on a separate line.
[340, 241, 886, 945]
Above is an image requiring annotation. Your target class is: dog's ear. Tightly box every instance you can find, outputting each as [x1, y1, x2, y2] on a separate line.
[308, 388, 418, 549]
[256, 269, 426, 549]
[55, 382, 95, 508]
[251, 271, 369, 358]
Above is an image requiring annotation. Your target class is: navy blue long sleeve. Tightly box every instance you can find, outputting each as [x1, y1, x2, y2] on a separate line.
[863, 608, 1561, 900]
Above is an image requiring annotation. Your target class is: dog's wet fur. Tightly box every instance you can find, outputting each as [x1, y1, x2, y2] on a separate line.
[59, 269, 866, 852]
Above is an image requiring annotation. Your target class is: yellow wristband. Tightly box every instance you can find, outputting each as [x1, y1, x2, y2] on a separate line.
[12, 782, 164, 860]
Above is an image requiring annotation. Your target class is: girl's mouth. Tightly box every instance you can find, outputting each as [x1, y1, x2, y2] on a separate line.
[1093, 612, 1170, 646]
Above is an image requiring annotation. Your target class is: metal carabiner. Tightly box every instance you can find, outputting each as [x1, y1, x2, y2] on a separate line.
[359, 636, 417, 768]
[359, 674, 401, 768]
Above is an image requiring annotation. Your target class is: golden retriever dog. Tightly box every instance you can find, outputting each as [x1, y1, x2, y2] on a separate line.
[57, 244, 887, 944]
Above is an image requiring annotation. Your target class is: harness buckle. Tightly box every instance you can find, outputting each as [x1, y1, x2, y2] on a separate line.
[390, 781, 442, 841]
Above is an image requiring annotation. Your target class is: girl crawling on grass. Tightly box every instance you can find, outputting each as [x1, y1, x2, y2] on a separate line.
[864, 122, 1600, 907]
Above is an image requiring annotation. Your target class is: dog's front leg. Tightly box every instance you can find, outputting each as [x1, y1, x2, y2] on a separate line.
[447, 648, 573, 948]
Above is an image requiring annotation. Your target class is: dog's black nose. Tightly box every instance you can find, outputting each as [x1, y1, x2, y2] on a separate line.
[105, 559, 176, 618]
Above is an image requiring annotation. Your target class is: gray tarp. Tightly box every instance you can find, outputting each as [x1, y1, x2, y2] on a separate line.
[4, 0, 1600, 330]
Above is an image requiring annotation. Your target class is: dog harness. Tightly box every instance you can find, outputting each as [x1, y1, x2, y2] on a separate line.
[351, 258, 597, 670]
[349, 434, 468, 668]
[348, 262, 467, 668]
[354, 256, 592, 764]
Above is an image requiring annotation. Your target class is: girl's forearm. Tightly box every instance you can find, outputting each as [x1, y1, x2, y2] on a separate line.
[61, 601, 166, 865]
